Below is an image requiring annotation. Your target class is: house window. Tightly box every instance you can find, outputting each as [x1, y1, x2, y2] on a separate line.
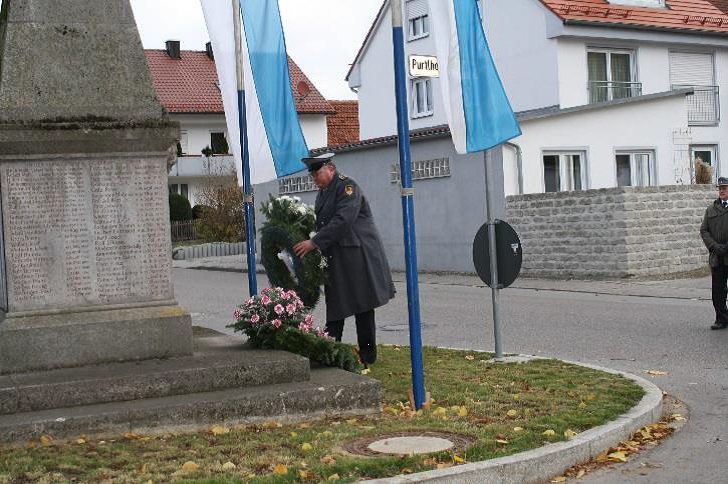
[691, 145, 718, 182]
[669, 51, 719, 125]
[210, 131, 229, 155]
[179, 130, 189, 155]
[411, 78, 434, 117]
[169, 183, 190, 199]
[616, 151, 655, 187]
[279, 175, 317, 194]
[587, 48, 640, 103]
[407, 0, 429, 41]
[542, 152, 586, 192]
[390, 158, 450, 183]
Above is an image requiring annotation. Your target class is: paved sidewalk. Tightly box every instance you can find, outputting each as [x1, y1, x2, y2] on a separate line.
[172, 254, 711, 301]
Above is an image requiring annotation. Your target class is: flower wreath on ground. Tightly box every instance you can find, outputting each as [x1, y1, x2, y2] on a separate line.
[229, 287, 361, 373]
[260, 194, 327, 309]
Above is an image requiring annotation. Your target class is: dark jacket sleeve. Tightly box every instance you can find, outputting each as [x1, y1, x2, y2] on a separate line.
[312, 181, 362, 251]
[701, 208, 718, 251]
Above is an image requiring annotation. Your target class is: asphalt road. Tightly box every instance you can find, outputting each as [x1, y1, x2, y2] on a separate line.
[172, 268, 728, 484]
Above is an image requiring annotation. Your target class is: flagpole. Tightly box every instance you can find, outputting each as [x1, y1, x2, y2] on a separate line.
[390, 0, 426, 410]
[233, 0, 258, 296]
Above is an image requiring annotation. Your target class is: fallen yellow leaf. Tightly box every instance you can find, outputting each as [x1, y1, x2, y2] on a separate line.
[596, 452, 609, 462]
[328, 474, 340, 480]
[671, 414, 686, 421]
[222, 462, 236, 471]
[586, 394, 595, 401]
[645, 370, 668, 376]
[301, 442, 313, 452]
[181, 461, 199, 472]
[322, 431, 333, 437]
[513, 427, 524, 432]
[496, 439, 509, 444]
[39, 435, 53, 446]
[453, 455, 466, 464]
[320, 455, 336, 465]
[551, 477, 567, 483]
[433, 406, 447, 416]
[564, 429, 577, 439]
[346, 419, 358, 424]
[437, 462, 454, 469]
[211, 425, 230, 436]
[576, 468, 586, 478]
[264, 421, 282, 429]
[361, 368, 371, 375]
[299, 469, 312, 479]
[513, 393, 520, 401]
[578, 401, 587, 409]
[273, 463, 288, 475]
[75, 438, 86, 445]
[506, 409, 518, 418]
[608, 451, 628, 462]
[298, 423, 310, 429]
[290, 431, 298, 437]
[458, 407, 468, 417]
[465, 355, 475, 360]
[542, 429, 556, 437]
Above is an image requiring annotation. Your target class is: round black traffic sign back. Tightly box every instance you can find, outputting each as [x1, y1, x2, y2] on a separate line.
[472, 220, 522, 288]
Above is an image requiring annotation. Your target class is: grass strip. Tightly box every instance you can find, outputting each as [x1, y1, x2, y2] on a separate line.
[0, 346, 644, 483]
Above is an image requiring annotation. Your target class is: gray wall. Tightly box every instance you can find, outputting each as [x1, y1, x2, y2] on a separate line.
[255, 136, 502, 273]
[507, 185, 715, 279]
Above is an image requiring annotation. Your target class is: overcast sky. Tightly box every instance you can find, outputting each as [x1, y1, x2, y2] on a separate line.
[128, 0, 383, 100]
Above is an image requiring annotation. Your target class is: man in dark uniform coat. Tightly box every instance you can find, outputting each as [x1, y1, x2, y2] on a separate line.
[293, 153, 395, 364]
[700, 176, 728, 330]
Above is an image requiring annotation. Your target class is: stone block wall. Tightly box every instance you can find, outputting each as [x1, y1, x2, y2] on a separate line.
[506, 185, 715, 279]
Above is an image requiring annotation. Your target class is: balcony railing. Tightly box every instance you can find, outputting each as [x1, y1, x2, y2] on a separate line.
[588, 81, 642, 104]
[674, 85, 720, 125]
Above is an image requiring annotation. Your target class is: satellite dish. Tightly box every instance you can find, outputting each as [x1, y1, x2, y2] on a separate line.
[297, 81, 310, 100]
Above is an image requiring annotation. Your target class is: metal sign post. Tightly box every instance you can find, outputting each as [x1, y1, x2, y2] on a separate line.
[484, 149, 503, 359]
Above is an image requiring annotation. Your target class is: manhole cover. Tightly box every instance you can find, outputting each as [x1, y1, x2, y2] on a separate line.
[381, 323, 437, 332]
[344, 431, 472, 457]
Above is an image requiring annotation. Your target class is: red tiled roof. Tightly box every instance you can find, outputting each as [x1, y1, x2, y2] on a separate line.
[539, 0, 728, 34]
[706, 0, 728, 14]
[326, 100, 360, 147]
[145, 50, 334, 114]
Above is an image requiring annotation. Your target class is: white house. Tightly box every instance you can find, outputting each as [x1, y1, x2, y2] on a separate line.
[146, 41, 335, 207]
[346, 0, 728, 195]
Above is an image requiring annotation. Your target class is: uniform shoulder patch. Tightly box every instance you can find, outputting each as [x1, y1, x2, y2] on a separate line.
[345, 185, 354, 196]
[338, 174, 347, 180]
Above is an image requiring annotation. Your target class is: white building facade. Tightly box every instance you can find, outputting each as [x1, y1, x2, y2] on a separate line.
[347, 0, 728, 195]
[146, 43, 334, 207]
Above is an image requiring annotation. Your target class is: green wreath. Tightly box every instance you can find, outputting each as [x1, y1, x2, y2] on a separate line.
[260, 195, 327, 308]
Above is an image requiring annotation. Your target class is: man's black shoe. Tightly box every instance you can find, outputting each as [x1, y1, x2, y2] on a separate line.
[710, 322, 728, 330]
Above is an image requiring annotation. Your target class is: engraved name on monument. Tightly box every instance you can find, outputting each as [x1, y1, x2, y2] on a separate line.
[1, 156, 173, 313]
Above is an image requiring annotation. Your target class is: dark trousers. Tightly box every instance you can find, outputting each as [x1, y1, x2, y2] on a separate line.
[711, 264, 728, 325]
[325, 309, 377, 364]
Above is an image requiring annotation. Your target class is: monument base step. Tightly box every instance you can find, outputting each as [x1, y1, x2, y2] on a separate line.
[0, 333, 310, 415]
[0, 304, 193, 374]
[0, 366, 381, 442]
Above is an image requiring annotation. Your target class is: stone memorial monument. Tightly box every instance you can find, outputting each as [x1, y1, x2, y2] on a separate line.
[0, 0, 192, 373]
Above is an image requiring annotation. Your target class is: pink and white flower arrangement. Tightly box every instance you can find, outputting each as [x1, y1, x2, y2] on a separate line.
[230, 287, 329, 339]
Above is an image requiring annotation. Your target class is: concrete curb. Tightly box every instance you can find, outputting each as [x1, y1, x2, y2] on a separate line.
[362, 357, 663, 484]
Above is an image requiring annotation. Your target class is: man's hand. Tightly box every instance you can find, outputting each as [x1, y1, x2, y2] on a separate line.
[294, 239, 316, 258]
[715, 244, 727, 256]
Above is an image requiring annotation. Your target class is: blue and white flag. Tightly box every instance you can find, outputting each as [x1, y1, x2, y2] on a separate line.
[200, 0, 309, 185]
[428, 0, 520, 154]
